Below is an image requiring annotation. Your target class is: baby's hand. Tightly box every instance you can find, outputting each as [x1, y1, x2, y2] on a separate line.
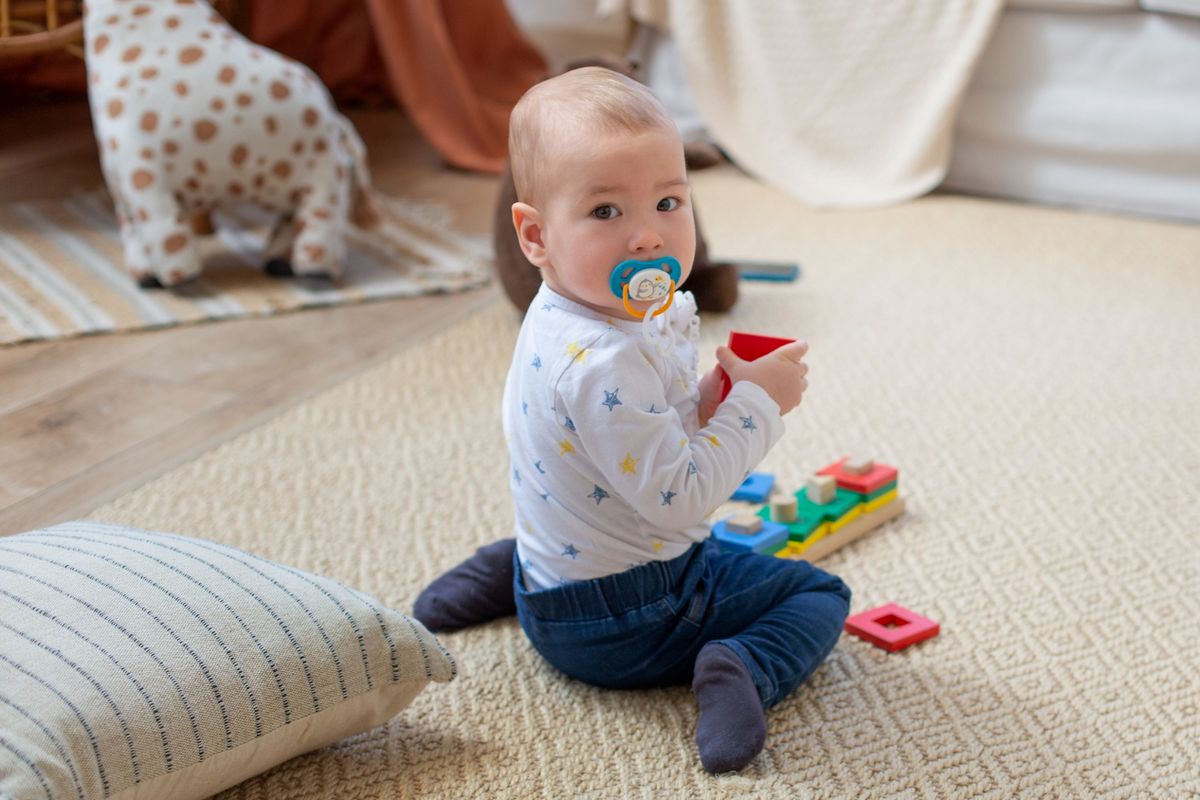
[715, 340, 809, 415]
[696, 364, 724, 428]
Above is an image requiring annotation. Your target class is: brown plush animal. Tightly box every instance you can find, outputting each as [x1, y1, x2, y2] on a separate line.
[492, 57, 739, 315]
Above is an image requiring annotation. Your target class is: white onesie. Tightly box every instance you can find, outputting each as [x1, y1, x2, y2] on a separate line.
[502, 283, 784, 590]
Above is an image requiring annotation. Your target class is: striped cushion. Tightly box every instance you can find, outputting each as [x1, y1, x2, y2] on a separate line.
[0, 521, 456, 800]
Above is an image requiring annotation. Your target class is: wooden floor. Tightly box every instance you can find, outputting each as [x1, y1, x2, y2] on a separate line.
[0, 97, 503, 536]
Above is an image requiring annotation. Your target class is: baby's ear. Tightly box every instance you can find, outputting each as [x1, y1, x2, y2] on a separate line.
[512, 202, 549, 268]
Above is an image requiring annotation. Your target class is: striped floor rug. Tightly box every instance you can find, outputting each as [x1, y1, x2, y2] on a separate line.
[0, 190, 491, 345]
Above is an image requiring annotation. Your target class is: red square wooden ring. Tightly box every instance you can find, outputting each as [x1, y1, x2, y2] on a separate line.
[844, 603, 939, 652]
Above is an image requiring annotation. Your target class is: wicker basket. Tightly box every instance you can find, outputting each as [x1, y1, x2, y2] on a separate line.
[0, 0, 84, 58]
[0, 1, 243, 59]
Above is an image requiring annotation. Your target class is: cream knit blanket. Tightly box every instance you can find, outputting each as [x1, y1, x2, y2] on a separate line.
[621, 0, 1003, 206]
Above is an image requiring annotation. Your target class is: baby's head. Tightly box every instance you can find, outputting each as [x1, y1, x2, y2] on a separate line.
[509, 67, 696, 318]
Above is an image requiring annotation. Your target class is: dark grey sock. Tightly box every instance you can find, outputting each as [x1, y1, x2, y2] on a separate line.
[692, 642, 767, 774]
[412, 538, 517, 633]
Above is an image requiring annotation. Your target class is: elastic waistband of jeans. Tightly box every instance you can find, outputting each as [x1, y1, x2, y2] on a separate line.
[515, 540, 704, 622]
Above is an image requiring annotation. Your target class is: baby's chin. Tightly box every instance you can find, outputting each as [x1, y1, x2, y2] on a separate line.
[584, 296, 641, 320]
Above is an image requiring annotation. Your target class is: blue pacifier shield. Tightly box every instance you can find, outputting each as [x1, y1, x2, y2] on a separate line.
[609, 256, 682, 301]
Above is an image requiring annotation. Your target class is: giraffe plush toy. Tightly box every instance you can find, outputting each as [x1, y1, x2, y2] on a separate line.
[82, 0, 375, 287]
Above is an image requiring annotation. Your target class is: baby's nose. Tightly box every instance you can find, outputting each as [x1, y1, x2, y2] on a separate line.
[630, 225, 664, 253]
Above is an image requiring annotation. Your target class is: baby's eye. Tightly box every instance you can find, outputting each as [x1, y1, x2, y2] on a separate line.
[658, 197, 681, 212]
[591, 204, 621, 220]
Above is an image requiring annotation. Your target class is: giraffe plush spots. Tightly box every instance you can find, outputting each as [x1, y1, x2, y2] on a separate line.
[83, 0, 374, 287]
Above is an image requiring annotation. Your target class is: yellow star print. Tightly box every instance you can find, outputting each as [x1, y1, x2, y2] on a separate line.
[566, 342, 588, 363]
[559, 439, 575, 456]
[652, 540, 664, 552]
[620, 452, 640, 475]
[706, 434, 721, 447]
[679, 438, 688, 448]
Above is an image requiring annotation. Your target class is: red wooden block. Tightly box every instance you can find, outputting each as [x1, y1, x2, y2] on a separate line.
[818, 457, 898, 495]
[844, 603, 940, 652]
[719, 331, 797, 401]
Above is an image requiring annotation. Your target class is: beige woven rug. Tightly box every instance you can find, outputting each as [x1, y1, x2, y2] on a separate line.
[0, 190, 489, 345]
[87, 174, 1200, 797]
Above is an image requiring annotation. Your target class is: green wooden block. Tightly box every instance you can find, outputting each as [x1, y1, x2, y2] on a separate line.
[757, 506, 824, 541]
[794, 487, 861, 523]
[862, 481, 899, 502]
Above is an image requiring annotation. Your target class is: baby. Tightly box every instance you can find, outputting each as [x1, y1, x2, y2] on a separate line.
[414, 67, 851, 774]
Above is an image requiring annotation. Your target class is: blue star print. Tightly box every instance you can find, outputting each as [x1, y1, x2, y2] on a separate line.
[564, 416, 576, 432]
[523, 401, 529, 416]
[562, 543, 580, 559]
[602, 388, 622, 411]
[660, 490, 677, 506]
[513, 469, 521, 485]
[740, 415, 757, 431]
[532, 353, 542, 370]
[534, 460, 545, 474]
[648, 403, 661, 414]
[539, 492, 550, 502]
[589, 485, 610, 504]
[688, 461, 698, 476]
[542, 303, 554, 312]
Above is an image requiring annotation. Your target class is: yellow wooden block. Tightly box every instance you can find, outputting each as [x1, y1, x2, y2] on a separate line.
[792, 523, 831, 554]
[829, 503, 863, 532]
[864, 488, 898, 513]
[777, 542, 807, 559]
[801, 497, 907, 562]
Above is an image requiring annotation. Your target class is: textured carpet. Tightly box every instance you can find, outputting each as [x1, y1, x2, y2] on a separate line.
[89, 170, 1200, 798]
[0, 190, 489, 345]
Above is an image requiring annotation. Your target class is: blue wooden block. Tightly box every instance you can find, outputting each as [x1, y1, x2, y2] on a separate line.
[732, 472, 774, 502]
[711, 518, 789, 554]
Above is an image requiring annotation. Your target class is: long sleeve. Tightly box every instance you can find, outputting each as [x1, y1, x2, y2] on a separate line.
[558, 342, 784, 530]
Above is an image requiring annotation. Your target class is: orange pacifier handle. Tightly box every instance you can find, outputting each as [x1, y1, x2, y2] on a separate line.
[622, 281, 676, 320]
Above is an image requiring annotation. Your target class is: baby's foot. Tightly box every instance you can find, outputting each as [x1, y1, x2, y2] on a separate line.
[692, 642, 767, 774]
[412, 538, 517, 632]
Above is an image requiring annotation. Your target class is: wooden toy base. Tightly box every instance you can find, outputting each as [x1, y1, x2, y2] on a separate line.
[783, 497, 906, 562]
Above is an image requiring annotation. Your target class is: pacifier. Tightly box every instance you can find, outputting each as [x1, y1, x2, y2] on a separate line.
[608, 256, 682, 319]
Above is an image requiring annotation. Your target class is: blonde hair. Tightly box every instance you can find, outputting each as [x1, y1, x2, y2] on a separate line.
[508, 67, 677, 206]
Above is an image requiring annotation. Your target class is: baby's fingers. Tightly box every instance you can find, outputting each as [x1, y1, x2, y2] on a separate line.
[774, 340, 809, 363]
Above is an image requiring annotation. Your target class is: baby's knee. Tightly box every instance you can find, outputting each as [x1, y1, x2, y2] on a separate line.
[806, 564, 852, 607]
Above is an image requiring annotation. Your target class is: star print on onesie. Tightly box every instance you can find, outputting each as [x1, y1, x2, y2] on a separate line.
[501, 284, 785, 590]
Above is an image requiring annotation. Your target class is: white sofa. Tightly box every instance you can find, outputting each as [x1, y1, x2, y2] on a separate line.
[944, 0, 1200, 222]
[509, 0, 1200, 223]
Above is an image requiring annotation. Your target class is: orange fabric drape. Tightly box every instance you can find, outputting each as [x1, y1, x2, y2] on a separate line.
[247, 0, 391, 106]
[1, 0, 546, 173]
[363, 0, 547, 173]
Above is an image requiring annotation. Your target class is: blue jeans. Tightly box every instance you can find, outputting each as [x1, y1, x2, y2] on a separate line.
[513, 539, 851, 709]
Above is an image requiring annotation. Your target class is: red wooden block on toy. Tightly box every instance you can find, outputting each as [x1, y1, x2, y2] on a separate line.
[844, 603, 939, 652]
[718, 331, 797, 401]
[818, 457, 898, 495]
